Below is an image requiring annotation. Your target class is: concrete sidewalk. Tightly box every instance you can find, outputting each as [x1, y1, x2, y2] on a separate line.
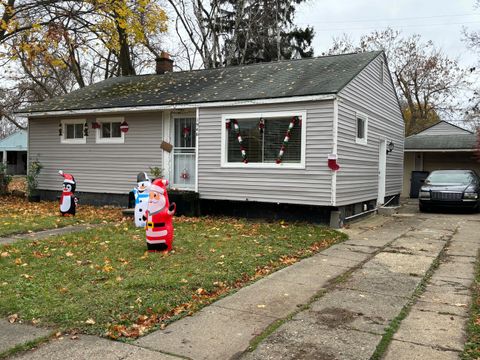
[3, 209, 479, 360]
[0, 224, 102, 245]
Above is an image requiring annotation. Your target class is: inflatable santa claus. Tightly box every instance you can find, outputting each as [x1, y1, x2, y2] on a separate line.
[58, 170, 77, 216]
[143, 178, 176, 252]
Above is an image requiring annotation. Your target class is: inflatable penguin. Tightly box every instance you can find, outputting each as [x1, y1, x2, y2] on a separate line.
[58, 170, 77, 216]
[143, 178, 176, 252]
[133, 172, 151, 227]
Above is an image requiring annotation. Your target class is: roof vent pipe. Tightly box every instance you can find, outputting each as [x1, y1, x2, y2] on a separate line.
[156, 51, 173, 74]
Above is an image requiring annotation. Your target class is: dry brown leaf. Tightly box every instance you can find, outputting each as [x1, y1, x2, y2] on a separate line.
[8, 314, 19, 323]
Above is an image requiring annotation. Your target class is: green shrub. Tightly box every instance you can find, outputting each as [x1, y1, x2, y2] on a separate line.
[149, 166, 163, 179]
[0, 163, 12, 194]
[26, 160, 43, 196]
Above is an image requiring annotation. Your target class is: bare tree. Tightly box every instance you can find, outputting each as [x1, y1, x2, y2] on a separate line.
[0, 0, 169, 131]
[329, 28, 468, 135]
[166, 0, 314, 70]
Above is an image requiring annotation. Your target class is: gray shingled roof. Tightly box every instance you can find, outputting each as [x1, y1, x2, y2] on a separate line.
[405, 134, 478, 150]
[23, 51, 382, 113]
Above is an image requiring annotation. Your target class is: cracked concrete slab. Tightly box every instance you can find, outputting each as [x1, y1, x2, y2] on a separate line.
[446, 241, 479, 257]
[415, 300, 469, 317]
[210, 277, 319, 319]
[330, 243, 378, 254]
[453, 225, 480, 244]
[10, 335, 176, 360]
[242, 319, 381, 360]
[293, 289, 406, 334]
[340, 266, 421, 298]
[386, 236, 445, 257]
[264, 255, 358, 288]
[383, 340, 460, 360]
[362, 252, 434, 276]
[317, 247, 371, 262]
[433, 260, 476, 280]
[393, 309, 467, 352]
[135, 305, 276, 360]
[0, 224, 102, 245]
[0, 320, 51, 354]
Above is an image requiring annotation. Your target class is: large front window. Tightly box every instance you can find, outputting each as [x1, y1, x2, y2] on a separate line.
[224, 113, 305, 167]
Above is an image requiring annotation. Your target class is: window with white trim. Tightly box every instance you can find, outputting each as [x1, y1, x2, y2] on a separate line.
[95, 118, 124, 143]
[61, 119, 86, 144]
[356, 113, 368, 145]
[379, 60, 385, 84]
[224, 113, 304, 166]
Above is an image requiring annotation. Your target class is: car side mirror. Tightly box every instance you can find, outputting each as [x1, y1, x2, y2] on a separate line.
[420, 179, 425, 183]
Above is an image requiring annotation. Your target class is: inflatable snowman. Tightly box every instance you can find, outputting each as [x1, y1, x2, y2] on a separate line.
[132, 172, 151, 227]
[143, 178, 176, 252]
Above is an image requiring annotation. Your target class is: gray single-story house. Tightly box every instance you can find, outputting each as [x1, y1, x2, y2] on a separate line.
[20, 51, 404, 225]
[0, 130, 28, 175]
[403, 121, 479, 198]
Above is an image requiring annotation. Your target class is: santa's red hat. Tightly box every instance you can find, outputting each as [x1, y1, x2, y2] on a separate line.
[59, 170, 76, 184]
[150, 178, 168, 194]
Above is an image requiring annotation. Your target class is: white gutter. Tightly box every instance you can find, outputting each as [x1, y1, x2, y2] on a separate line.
[404, 149, 476, 152]
[195, 107, 199, 193]
[19, 94, 336, 118]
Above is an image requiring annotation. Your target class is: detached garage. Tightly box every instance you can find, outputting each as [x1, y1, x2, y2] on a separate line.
[403, 121, 479, 198]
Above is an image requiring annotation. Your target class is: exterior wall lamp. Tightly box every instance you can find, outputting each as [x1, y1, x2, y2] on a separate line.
[386, 141, 395, 154]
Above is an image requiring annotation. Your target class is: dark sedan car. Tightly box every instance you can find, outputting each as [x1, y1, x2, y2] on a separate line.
[419, 170, 480, 212]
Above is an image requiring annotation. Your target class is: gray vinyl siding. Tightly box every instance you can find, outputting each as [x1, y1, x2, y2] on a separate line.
[198, 101, 334, 206]
[28, 113, 163, 194]
[419, 122, 471, 135]
[336, 55, 404, 206]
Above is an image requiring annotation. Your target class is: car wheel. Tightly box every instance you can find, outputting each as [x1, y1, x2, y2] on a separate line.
[419, 203, 430, 212]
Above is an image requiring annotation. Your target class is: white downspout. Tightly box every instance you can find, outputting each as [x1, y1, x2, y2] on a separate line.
[331, 97, 338, 206]
[195, 107, 199, 193]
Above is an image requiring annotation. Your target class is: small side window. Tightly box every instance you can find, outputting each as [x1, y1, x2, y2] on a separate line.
[356, 113, 368, 145]
[96, 118, 125, 144]
[380, 60, 384, 84]
[61, 120, 86, 144]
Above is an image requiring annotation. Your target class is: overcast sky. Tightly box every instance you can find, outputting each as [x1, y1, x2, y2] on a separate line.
[296, 0, 480, 68]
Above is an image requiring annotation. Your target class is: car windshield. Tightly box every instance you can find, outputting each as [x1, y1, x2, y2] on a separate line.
[426, 171, 474, 185]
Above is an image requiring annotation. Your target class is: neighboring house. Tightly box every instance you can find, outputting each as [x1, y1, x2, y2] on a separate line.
[19, 51, 404, 226]
[403, 121, 479, 198]
[0, 130, 28, 175]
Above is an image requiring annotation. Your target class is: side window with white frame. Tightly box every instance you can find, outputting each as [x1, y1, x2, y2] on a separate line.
[61, 119, 86, 144]
[222, 111, 306, 168]
[96, 118, 125, 144]
[379, 60, 384, 84]
[356, 113, 368, 145]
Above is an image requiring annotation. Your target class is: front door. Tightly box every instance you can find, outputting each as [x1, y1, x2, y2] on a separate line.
[172, 116, 196, 189]
[377, 140, 387, 205]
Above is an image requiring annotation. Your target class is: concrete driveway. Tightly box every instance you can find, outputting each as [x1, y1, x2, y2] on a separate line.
[4, 201, 480, 360]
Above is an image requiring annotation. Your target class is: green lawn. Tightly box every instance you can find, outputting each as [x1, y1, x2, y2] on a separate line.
[0, 216, 346, 339]
[462, 253, 480, 359]
[0, 196, 122, 237]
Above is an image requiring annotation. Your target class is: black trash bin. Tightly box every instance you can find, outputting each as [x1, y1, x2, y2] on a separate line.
[410, 171, 430, 198]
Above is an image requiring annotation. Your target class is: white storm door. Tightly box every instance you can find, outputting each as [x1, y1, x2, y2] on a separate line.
[172, 116, 196, 189]
[377, 140, 387, 205]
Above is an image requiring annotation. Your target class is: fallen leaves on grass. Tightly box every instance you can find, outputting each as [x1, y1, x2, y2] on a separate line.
[85, 318, 96, 325]
[8, 313, 19, 323]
